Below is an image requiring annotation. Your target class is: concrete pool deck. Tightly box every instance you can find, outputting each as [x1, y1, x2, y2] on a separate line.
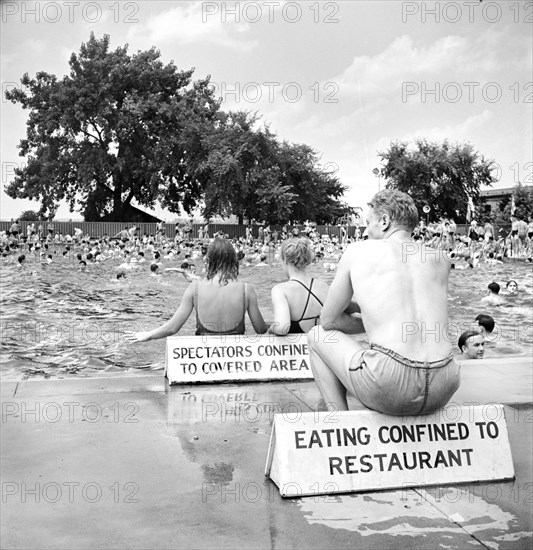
[1, 356, 532, 549]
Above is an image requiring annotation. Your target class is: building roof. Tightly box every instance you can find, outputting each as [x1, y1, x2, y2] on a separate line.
[480, 186, 532, 198]
[99, 204, 161, 223]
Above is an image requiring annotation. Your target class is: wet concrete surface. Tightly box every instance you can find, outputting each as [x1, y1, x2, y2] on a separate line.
[1, 358, 532, 549]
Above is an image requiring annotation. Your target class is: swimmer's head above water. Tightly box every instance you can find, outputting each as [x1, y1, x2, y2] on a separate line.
[487, 282, 501, 295]
[475, 314, 495, 337]
[506, 280, 518, 294]
[458, 330, 485, 359]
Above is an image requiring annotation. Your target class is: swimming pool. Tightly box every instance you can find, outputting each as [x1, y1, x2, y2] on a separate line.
[1, 256, 531, 379]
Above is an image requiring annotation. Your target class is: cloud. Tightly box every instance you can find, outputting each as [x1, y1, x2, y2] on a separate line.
[127, 1, 258, 51]
[0, 53, 16, 74]
[23, 38, 47, 55]
[329, 28, 531, 103]
[374, 109, 494, 151]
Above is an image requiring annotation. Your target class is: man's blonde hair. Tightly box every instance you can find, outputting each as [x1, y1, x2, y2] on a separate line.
[368, 190, 419, 231]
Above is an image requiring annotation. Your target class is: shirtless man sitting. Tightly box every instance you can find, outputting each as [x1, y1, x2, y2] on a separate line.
[307, 190, 460, 416]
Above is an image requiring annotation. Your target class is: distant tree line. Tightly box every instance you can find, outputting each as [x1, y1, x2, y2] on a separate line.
[7, 35, 510, 226]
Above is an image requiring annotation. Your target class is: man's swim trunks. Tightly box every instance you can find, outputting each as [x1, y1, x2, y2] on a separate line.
[346, 343, 460, 416]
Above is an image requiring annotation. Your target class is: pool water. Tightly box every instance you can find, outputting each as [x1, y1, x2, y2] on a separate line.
[0, 257, 531, 379]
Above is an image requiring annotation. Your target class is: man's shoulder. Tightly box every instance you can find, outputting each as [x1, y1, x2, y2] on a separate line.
[344, 239, 408, 253]
[344, 240, 370, 253]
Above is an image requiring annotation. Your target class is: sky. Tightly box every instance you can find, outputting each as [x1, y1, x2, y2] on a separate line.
[1, 0, 532, 221]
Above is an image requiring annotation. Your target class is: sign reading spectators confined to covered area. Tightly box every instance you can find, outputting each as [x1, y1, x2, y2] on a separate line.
[165, 334, 313, 384]
[265, 406, 514, 497]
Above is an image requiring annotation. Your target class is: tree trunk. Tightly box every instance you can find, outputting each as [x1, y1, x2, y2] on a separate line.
[113, 187, 122, 214]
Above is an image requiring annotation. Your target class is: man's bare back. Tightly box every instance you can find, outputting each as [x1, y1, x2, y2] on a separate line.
[308, 190, 460, 414]
[343, 239, 452, 361]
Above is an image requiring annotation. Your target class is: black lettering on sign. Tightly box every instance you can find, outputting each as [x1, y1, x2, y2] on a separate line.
[360, 454, 373, 473]
[295, 431, 306, 449]
[329, 456, 343, 475]
[299, 359, 310, 370]
[327, 449, 476, 475]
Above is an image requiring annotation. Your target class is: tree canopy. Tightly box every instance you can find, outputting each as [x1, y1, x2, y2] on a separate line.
[197, 111, 349, 224]
[5, 33, 219, 221]
[197, 111, 296, 224]
[377, 139, 497, 223]
[5, 33, 349, 224]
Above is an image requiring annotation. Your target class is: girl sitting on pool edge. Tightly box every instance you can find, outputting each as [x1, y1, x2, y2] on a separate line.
[127, 238, 268, 342]
[269, 237, 329, 336]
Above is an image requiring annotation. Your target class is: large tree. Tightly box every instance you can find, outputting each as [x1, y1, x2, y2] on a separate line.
[198, 111, 296, 224]
[198, 111, 350, 224]
[5, 33, 220, 220]
[277, 142, 350, 224]
[377, 139, 497, 223]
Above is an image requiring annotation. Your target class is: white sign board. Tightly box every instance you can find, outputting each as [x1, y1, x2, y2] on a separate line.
[265, 406, 514, 497]
[165, 334, 313, 385]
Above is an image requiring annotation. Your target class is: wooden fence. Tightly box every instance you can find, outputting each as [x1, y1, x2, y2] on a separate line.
[0, 221, 510, 240]
[0, 221, 358, 240]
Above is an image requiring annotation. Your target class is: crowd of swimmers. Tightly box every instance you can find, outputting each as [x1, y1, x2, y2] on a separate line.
[3, 214, 532, 269]
[1, 206, 528, 369]
[457, 279, 522, 360]
[414, 216, 533, 264]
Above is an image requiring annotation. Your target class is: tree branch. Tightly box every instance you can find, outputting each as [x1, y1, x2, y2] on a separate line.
[88, 117, 107, 149]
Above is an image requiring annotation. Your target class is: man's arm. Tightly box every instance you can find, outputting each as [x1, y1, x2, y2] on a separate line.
[320, 246, 364, 334]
